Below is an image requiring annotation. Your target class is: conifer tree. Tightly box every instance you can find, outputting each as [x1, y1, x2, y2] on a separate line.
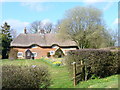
[1, 22, 12, 59]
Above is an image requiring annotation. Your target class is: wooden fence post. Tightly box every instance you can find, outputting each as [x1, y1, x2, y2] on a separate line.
[72, 62, 76, 86]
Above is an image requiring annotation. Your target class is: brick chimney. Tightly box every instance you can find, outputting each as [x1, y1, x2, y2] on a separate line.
[24, 27, 27, 34]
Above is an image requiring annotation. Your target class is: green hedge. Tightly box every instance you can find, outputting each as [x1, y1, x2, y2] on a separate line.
[65, 49, 119, 80]
[2, 65, 51, 88]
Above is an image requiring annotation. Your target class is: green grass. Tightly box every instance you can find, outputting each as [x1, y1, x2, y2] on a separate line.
[1, 59, 119, 88]
[75, 75, 119, 88]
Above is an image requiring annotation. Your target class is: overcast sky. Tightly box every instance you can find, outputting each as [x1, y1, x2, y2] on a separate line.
[1, 0, 119, 35]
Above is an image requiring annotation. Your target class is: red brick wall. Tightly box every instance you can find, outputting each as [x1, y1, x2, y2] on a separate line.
[13, 46, 77, 59]
[14, 47, 56, 59]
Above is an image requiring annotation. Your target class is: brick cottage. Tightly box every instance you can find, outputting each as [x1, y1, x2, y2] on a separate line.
[9, 28, 78, 59]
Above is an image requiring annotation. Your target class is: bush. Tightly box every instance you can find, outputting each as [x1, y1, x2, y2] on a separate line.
[47, 52, 51, 57]
[65, 49, 119, 80]
[2, 65, 51, 88]
[8, 48, 18, 60]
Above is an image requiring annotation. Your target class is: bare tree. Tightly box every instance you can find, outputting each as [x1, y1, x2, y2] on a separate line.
[10, 29, 17, 39]
[29, 21, 42, 33]
[29, 20, 53, 34]
[111, 28, 119, 46]
[43, 22, 53, 33]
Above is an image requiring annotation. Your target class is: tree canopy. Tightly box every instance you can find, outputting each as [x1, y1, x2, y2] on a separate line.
[57, 6, 115, 49]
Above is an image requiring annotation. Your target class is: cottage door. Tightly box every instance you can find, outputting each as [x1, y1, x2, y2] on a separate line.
[25, 49, 32, 59]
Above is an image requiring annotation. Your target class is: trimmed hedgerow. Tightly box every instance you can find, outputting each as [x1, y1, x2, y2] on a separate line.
[65, 49, 119, 81]
[2, 65, 51, 88]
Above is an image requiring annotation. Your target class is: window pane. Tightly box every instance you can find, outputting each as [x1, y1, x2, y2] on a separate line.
[27, 52, 30, 56]
[32, 52, 37, 57]
[17, 52, 23, 57]
[50, 51, 55, 55]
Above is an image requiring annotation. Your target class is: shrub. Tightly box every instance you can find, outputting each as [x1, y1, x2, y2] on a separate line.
[2, 65, 51, 88]
[65, 49, 119, 81]
[8, 48, 18, 60]
[47, 52, 51, 57]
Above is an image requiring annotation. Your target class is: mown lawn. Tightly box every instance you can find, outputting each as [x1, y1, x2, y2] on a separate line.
[1, 59, 119, 88]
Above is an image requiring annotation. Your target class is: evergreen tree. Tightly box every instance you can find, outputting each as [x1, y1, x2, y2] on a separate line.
[1, 22, 12, 59]
[0, 33, 2, 59]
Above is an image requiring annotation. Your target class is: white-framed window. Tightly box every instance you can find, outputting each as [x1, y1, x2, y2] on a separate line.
[27, 52, 31, 56]
[17, 52, 23, 57]
[32, 52, 37, 57]
[52, 45, 59, 49]
[31, 45, 38, 48]
[49, 51, 55, 55]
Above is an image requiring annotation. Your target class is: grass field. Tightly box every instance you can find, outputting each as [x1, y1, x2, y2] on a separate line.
[1, 59, 119, 88]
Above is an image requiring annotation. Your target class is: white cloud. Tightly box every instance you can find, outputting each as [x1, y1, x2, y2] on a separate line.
[41, 19, 51, 25]
[1, 19, 30, 34]
[21, 2, 45, 12]
[103, 2, 113, 11]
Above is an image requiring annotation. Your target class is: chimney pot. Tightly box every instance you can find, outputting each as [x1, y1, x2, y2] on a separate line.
[24, 27, 27, 34]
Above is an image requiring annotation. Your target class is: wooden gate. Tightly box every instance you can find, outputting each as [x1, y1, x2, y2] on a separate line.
[72, 61, 85, 86]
